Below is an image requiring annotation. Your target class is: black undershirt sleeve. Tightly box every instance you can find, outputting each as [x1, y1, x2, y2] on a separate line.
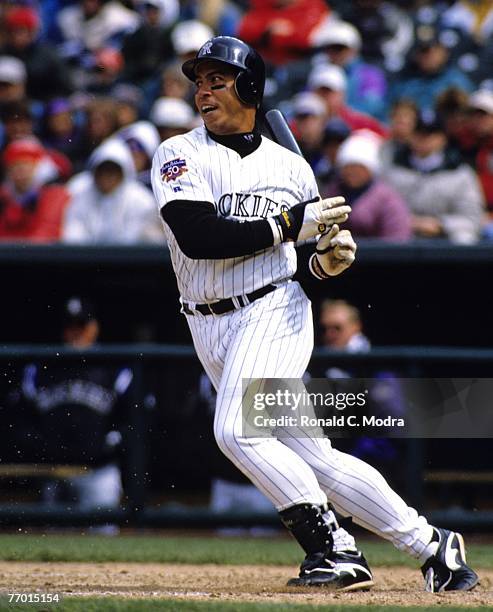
[160, 199, 275, 259]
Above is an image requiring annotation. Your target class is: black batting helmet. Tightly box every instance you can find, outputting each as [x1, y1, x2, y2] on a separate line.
[182, 36, 265, 108]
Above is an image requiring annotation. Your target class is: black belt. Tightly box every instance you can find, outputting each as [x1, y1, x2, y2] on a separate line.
[183, 284, 276, 316]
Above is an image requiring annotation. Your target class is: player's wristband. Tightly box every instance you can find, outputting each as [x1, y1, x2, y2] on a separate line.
[273, 209, 298, 242]
[309, 253, 330, 280]
[267, 217, 283, 246]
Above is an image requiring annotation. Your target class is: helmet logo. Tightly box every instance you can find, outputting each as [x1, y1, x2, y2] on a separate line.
[199, 41, 213, 56]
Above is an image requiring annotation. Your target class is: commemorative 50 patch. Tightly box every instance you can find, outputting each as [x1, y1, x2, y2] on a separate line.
[161, 158, 188, 182]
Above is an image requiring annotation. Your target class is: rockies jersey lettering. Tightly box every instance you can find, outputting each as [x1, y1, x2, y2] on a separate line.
[151, 126, 318, 302]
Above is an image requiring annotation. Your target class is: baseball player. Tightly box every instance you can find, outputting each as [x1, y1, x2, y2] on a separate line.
[151, 36, 478, 593]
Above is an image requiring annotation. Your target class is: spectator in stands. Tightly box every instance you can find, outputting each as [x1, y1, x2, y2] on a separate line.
[0, 100, 34, 150]
[238, 0, 330, 66]
[40, 98, 83, 161]
[466, 90, 493, 237]
[319, 299, 370, 353]
[17, 296, 130, 515]
[1, 100, 72, 181]
[307, 63, 389, 138]
[0, 56, 27, 107]
[435, 88, 475, 162]
[311, 19, 388, 121]
[117, 120, 160, 187]
[0, 138, 70, 242]
[384, 112, 484, 244]
[122, 0, 175, 86]
[389, 27, 473, 116]
[290, 91, 327, 169]
[112, 84, 144, 128]
[156, 61, 194, 108]
[322, 132, 412, 241]
[314, 117, 351, 188]
[71, 98, 120, 169]
[63, 138, 163, 243]
[86, 48, 124, 95]
[171, 20, 214, 64]
[1, 6, 73, 101]
[147, 20, 212, 111]
[179, 0, 242, 36]
[441, 0, 493, 45]
[335, 0, 414, 70]
[380, 99, 418, 166]
[57, 0, 139, 55]
[150, 96, 195, 141]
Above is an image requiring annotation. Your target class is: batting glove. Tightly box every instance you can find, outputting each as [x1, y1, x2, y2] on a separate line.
[270, 196, 351, 244]
[309, 224, 357, 279]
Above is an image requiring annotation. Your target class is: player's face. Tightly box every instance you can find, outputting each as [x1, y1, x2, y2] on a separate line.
[194, 61, 256, 135]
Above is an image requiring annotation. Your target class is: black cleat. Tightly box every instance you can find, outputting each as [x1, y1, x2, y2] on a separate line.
[287, 549, 374, 591]
[421, 528, 479, 593]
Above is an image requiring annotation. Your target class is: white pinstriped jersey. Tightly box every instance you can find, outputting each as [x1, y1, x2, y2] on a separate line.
[151, 126, 319, 302]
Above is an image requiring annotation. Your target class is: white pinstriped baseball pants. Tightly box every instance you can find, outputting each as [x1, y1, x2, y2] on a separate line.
[187, 281, 433, 560]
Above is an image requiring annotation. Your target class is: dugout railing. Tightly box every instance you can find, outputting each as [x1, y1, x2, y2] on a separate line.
[2, 241, 493, 347]
[0, 344, 492, 531]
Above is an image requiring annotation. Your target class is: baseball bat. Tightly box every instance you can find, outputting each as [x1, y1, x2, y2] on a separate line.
[264, 109, 303, 157]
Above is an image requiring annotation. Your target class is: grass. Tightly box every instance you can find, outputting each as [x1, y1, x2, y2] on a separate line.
[0, 534, 491, 569]
[1, 600, 492, 612]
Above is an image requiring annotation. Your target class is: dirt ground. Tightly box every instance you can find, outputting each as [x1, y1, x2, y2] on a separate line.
[0, 563, 492, 607]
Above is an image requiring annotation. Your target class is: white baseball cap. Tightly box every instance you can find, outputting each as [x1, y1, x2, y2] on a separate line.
[311, 19, 361, 50]
[0, 56, 26, 84]
[150, 97, 194, 128]
[307, 63, 347, 93]
[171, 20, 214, 56]
[468, 89, 493, 115]
[336, 133, 381, 174]
[292, 92, 326, 117]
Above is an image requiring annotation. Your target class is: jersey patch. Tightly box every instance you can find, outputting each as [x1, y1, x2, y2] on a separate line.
[161, 158, 188, 182]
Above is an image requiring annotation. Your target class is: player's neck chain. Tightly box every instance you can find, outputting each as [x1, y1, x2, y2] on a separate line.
[206, 128, 262, 158]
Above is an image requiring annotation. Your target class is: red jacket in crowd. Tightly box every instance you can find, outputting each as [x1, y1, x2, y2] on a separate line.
[0, 184, 70, 241]
[475, 138, 493, 215]
[238, 0, 330, 66]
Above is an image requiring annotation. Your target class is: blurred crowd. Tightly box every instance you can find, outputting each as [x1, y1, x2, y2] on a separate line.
[1, 0, 493, 244]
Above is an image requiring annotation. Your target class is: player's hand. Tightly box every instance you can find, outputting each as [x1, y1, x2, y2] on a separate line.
[273, 196, 351, 243]
[309, 224, 357, 278]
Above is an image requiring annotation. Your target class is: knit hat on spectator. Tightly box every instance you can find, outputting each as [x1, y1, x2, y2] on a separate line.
[292, 92, 326, 117]
[4, 7, 40, 32]
[171, 20, 214, 56]
[336, 133, 381, 174]
[150, 97, 194, 128]
[468, 90, 493, 115]
[307, 63, 347, 92]
[0, 56, 27, 84]
[311, 19, 362, 51]
[3, 138, 45, 166]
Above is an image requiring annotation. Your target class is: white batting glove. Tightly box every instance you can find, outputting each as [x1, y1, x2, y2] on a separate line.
[309, 224, 357, 278]
[271, 196, 351, 244]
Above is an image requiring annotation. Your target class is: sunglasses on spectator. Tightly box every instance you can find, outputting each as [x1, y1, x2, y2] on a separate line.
[322, 324, 343, 332]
